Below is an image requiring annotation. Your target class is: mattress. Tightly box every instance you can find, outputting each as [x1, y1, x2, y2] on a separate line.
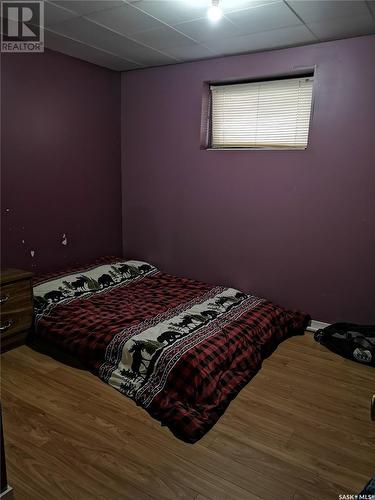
[33, 257, 310, 443]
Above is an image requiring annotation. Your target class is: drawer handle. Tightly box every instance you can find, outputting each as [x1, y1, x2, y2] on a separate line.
[0, 295, 9, 304]
[0, 320, 13, 332]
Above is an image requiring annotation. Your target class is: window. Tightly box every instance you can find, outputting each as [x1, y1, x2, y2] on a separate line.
[210, 75, 314, 150]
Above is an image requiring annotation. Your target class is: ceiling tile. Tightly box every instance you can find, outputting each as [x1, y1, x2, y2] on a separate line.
[50, 0, 124, 16]
[130, 25, 196, 49]
[32, 0, 375, 71]
[132, 0, 210, 25]
[175, 16, 242, 42]
[205, 25, 316, 56]
[226, 2, 302, 35]
[308, 14, 375, 40]
[86, 3, 164, 35]
[45, 29, 141, 70]
[286, 0, 369, 23]
[133, 0, 281, 24]
[221, 0, 281, 12]
[44, 1, 78, 27]
[163, 42, 216, 61]
[50, 17, 179, 65]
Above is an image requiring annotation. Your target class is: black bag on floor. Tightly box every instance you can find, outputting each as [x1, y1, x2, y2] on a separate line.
[314, 323, 375, 367]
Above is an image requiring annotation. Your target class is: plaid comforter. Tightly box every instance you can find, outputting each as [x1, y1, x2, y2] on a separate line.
[33, 257, 309, 443]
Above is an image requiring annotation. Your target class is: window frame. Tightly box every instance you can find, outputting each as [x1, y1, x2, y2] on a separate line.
[206, 71, 315, 152]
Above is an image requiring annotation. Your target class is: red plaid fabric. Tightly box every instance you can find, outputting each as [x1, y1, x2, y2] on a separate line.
[148, 300, 308, 442]
[33, 258, 310, 443]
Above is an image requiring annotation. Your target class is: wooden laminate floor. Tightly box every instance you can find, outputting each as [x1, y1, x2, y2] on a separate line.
[1, 333, 374, 500]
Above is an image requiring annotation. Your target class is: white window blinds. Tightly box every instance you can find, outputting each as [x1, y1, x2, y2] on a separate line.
[210, 76, 313, 149]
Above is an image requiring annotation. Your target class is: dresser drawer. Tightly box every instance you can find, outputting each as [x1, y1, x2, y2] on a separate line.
[0, 280, 33, 337]
[0, 308, 33, 337]
[0, 280, 33, 314]
[0, 270, 34, 352]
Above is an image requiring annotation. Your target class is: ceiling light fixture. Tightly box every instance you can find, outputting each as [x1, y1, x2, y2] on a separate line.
[207, 0, 223, 22]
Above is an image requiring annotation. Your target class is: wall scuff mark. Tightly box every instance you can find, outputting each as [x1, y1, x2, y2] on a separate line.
[61, 233, 68, 246]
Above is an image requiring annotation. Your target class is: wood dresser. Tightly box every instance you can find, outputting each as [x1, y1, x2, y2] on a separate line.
[0, 269, 33, 353]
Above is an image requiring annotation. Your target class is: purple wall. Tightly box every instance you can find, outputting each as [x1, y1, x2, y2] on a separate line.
[1, 49, 122, 273]
[122, 35, 375, 323]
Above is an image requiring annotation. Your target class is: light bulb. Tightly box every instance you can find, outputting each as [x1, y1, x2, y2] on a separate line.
[207, 4, 223, 22]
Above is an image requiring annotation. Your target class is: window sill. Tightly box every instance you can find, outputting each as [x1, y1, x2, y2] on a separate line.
[205, 147, 307, 151]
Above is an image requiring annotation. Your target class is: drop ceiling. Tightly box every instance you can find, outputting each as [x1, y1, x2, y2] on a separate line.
[41, 0, 375, 71]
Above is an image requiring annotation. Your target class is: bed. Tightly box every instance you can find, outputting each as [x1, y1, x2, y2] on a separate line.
[32, 257, 310, 443]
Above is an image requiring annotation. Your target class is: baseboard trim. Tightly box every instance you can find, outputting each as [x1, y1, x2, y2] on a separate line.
[0, 486, 14, 499]
[306, 320, 330, 333]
